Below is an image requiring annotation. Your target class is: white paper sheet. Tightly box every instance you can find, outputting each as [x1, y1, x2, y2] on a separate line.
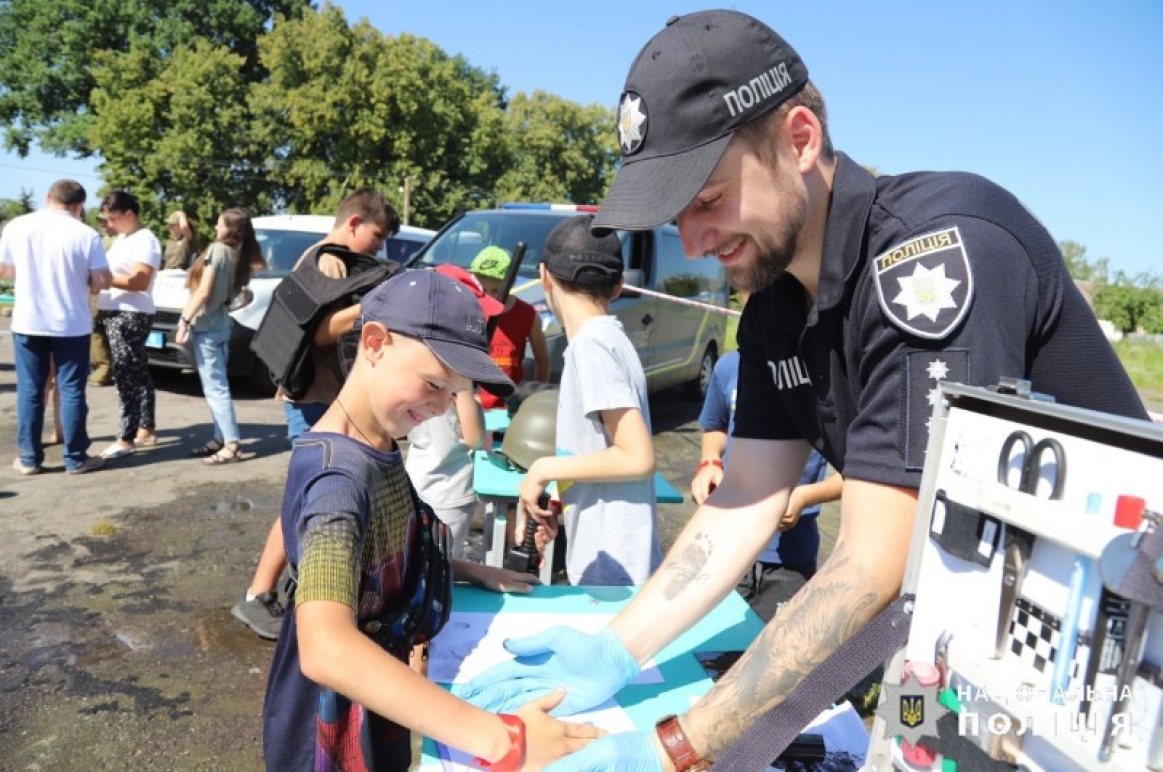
[428, 611, 661, 685]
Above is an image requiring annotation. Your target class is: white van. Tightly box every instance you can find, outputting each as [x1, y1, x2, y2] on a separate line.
[146, 214, 434, 392]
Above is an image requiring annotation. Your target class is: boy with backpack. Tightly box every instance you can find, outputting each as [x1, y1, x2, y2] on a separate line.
[233, 189, 401, 639]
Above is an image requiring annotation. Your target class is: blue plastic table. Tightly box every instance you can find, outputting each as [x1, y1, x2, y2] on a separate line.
[483, 409, 510, 434]
[473, 449, 684, 582]
[418, 584, 763, 769]
[473, 449, 684, 503]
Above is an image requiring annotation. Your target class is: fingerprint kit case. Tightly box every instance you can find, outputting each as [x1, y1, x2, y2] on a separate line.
[866, 381, 1163, 771]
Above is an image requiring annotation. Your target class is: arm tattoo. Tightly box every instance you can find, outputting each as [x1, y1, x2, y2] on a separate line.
[661, 531, 713, 599]
[692, 547, 885, 758]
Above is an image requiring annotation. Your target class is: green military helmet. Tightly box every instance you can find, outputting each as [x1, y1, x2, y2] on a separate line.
[500, 387, 558, 472]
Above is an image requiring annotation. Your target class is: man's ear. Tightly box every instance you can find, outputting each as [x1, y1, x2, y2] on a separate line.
[786, 105, 823, 173]
[344, 214, 364, 234]
[611, 277, 624, 301]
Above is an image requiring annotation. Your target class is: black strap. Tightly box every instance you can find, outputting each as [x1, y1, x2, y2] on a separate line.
[713, 594, 914, 770]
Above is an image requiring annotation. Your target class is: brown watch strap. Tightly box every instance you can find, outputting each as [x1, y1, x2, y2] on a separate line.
[655, 714, 707, 771]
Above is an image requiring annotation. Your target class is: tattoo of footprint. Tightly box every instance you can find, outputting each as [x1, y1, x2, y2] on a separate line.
[663, 532, 711, 598]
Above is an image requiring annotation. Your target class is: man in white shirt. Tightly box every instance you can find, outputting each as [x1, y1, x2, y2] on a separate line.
[0, 179, 112, 474]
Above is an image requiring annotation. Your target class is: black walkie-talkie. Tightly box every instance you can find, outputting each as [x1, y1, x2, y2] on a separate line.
[503, 494, 548, 575]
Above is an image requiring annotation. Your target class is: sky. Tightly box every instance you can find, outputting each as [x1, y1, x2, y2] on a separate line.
[3, 0, 1160, 277]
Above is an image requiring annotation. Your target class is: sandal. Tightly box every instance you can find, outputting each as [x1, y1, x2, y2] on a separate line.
[100, 441, 136, 460]
[204, 444, 242, 465]
[136, 430, 158, 447]
[189, 439, 224, 458]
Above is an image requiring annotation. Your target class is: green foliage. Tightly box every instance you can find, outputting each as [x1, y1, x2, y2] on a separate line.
[1060, 240, 1109, 283]
[89, 38, 266, 235]
[2, 1, 629, 234]
[250, 9, 511, 226]
[1094, 280, 1163, 334]
[1061, 240, 1163, 334]
[0, 190, 35, 223]
[494, 91, 618, 206]
[1113, 338, 1163, 409]
[0, 0, 309, 156]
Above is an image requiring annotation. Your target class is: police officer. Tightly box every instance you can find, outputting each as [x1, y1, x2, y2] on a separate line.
[461, 10, 1149, 769]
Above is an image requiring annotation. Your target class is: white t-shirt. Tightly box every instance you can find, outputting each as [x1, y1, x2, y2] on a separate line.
[98, 228, 162, 313]
[405, 407, 475, 509]
[0, 208, 107, 337]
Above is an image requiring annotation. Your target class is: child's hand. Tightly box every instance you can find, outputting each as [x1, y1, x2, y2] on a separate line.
[475, 565, 541, 594]
[518, 465, 556, 526]
[515, 689, 606, 770]
[780, 487, 807, 531]
[690, 461, 724, 505]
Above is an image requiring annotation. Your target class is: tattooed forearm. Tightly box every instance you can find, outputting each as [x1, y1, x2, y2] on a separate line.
[687, 549, 887, 758]
[661, 531, 714, 599]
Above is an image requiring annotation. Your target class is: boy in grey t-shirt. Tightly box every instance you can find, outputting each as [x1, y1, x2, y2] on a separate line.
[517, 215, 661, 585]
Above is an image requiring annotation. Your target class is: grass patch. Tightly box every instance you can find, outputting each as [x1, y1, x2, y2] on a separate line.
[1114, 338, 1163, 408]
[91, 521, 120, 536]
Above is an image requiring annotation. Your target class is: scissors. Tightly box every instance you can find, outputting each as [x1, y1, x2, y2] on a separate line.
[996, 430, 1066, 499]
[991, 431, 1065, 658]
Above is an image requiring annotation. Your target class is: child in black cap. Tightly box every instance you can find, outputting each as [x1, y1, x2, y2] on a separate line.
[262, 269, 601, 770]
[516, 214, 662, 586]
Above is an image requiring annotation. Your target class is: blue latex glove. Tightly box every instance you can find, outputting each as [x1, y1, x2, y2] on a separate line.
[457, 626, 639, 716]
[545, 731, 663, 772]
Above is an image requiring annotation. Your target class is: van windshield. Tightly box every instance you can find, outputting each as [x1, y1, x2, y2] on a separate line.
[253, 230, 326, 277]
[409, 212, 575, 279]
[254, 230, 429, 277]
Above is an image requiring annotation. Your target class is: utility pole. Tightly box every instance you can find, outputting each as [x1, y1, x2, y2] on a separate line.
[401, 176, 412, 226]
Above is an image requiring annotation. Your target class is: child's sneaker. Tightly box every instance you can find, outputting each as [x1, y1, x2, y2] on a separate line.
[232, 591, 284, 640]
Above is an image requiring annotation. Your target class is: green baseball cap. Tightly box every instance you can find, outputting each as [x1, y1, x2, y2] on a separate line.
[469, 246, 512, 281]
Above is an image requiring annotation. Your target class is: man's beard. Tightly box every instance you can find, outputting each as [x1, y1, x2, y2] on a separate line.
[725, 189, 806, 294]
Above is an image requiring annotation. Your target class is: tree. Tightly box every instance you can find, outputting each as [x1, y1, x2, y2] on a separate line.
[0, 189, 35, 224]
[249, 7, 511, 226]
[89, 38, 266, 232]
[1059, 240, 1109, 284]
[494, 91, 618, 206]
[0, 0, 309, 156]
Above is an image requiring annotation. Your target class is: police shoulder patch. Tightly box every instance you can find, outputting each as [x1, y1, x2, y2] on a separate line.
[873, 226, 974, 340]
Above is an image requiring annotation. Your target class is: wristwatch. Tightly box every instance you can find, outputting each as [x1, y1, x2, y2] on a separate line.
[656, 714, 710, 771]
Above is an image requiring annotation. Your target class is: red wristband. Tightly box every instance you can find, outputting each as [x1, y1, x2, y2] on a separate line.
[473, 714, 525, 772]
[695, 459, 723, 473]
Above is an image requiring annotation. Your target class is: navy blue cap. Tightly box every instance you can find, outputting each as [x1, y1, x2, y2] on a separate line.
[360, 270, 515, 397]
[593, 10, 809, 233]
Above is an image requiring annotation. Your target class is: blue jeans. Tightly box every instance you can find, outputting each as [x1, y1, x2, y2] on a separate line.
[192, 326, 240, 444]
[13, 333, 92, 470]
[282, 400, 328, 445]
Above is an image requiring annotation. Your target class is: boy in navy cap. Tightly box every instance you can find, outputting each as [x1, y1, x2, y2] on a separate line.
[262, 269, 601, 771]
[516, 214, 661, 587]
[463, 9, 1146, 769]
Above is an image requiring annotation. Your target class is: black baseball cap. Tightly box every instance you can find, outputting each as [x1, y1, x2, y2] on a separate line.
[593, 10, 809, 233]
[543, 215, 623, 290]
[359, 270, 514, 397]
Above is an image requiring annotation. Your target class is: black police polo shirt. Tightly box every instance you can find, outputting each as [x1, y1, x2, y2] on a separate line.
[733, 153, 1146, 490]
